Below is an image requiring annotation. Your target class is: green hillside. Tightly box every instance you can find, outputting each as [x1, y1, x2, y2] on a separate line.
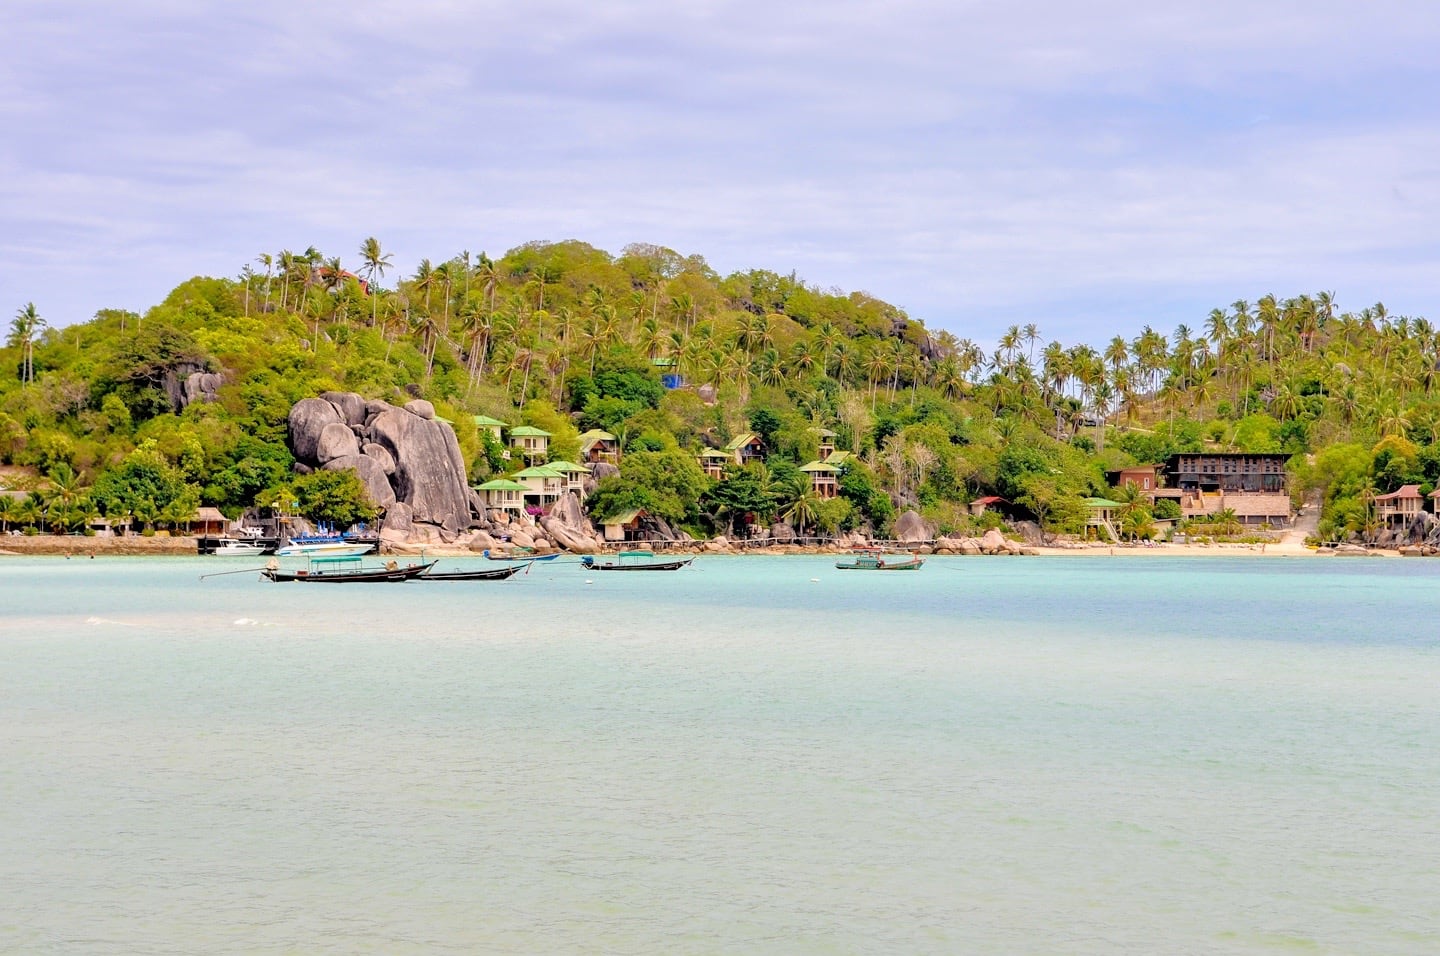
[2, 239, 1434, 542]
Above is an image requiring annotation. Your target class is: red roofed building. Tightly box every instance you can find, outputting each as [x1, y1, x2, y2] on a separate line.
[1375, 484, 1425, 526]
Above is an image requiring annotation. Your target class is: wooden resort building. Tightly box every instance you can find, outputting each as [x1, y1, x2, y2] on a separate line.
[601, 508, 646, 542]
[724, 432, 765, 466]
[968, 495, 1009, 517]
[1084, 498, 1122, 542]
[799, 460, 840, 499]
[508, 425, 551, 464]
[698, 447, 731, 480]
[813, 427, 838, 460]
[184, 506, 230, 537]
[1163, 453, 1293, 528]
[577, 429, 619, 464]
[1374, 484, 1425, 526]
[474, 478, 528, 513]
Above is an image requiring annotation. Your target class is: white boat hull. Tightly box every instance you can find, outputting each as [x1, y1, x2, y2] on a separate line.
[275, 542, 374, 558]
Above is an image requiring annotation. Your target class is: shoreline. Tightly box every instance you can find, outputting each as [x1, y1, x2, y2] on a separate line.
[0, 535, 1406, 559]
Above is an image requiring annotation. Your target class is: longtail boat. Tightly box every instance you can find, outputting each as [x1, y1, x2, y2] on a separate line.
[261, 555, 434, 583]
[580, 550, 693, 571]
[834, 549, 925, 571]
[420, 563, 529, 581]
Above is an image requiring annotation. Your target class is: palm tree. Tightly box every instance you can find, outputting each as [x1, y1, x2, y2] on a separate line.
[358, 237, 393, 326]
[256, 252, 274, 310]
[9, 302, 46, 385]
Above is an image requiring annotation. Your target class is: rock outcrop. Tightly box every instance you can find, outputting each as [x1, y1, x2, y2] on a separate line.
[893, 510, 933, 543]
[287, 392, 473, 534]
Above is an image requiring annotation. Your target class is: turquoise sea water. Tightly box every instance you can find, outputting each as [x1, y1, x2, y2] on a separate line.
[2, 554, 1438, 954]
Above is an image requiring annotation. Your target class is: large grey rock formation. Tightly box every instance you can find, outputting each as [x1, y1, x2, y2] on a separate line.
[182, 371, 225, 408]
[316, 422, 360, 464]
[893, 510, 933, 543]
[287, 392, 473, 533]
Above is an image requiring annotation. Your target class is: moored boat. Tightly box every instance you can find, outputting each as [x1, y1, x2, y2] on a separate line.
[212, 539, 267, 556]
[420, 563, 529, 581]
[482, 548, 560, 562]
[262, 556, 434, 583]
[275, 540, 375, 557]
[580, 550, 693, 571]
[834, 549, 925, 571]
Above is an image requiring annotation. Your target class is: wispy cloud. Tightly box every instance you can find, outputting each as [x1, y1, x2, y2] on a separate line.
[2, 0, 1438, 345]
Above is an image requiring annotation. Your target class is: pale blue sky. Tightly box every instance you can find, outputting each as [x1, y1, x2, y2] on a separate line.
[3, 0, 1438, 347]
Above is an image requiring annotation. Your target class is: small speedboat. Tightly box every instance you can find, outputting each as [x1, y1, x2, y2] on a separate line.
[212, 539, 267, 556]
[276, 540, 374, 557]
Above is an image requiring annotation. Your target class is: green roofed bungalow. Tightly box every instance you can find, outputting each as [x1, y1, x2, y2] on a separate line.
[543, 459, 591, 498]
[475, 478, 529, 511]
[473, 414, 508, 440]
[1084, 498, 1122, 542]
[601, 508, 645, 542]
[799, 460, 840, 498]
[577, 429, 619, 463]
[723, 431, 764, 465]
[812, 426, 839, 458]
[698, 446, 730, 478]
[514, 464, 565, 502]
[509, 424, 550, 462]
[824, 449, 853, 466]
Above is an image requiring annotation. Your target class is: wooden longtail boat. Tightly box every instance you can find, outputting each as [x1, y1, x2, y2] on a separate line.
[580, 550, 694, 571]
[261, 556, 435, 583]
[834, 549, 925, 571]
[420, 563, 529, 581]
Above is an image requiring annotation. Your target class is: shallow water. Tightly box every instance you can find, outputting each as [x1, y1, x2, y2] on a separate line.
[2, 555, 1438, 954]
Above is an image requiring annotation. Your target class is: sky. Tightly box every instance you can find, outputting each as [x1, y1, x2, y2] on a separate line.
[3, 0, 1439, 348]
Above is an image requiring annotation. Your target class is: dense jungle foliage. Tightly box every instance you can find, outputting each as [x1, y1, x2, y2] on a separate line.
[1, 239, 1433, 541]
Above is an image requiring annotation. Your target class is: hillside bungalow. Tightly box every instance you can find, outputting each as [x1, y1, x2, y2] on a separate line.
[474, 478, 528, 513]
[1374, 484, 1425, 526]
[601, 508, 646, 542]
[183, 506, 230, 537]
[508, 425, 550, 464]
[513, 464, 565, 506]
[577, 429, 619, 464]
[1084, 498, 1121, 542]
[813, 427, 838, 460]
[824, 449, 852, 467]
[698, 447, 731, 480]
[968, 495, 1009, 517]
[724, 432, 765, 466]
[472, 414, 507, 442]
[799, 460, 840, 499]
[545, 459, 592, 499]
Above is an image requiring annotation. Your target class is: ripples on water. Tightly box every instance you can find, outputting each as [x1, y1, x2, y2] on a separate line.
[2, 555, 1439, 954]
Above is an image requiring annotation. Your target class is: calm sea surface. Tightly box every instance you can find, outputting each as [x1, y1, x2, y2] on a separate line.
[2, 554, 1438, 954]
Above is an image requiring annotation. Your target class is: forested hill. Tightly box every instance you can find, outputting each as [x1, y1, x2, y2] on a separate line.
[1, 238, 1434, 542]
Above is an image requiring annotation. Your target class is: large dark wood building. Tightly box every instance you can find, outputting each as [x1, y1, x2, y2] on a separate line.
[1162, 453, 1292, 528]
[1164, 453, 1289, 494]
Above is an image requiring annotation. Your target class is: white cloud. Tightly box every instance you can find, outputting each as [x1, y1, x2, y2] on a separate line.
[2, 1, 1438, 343]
